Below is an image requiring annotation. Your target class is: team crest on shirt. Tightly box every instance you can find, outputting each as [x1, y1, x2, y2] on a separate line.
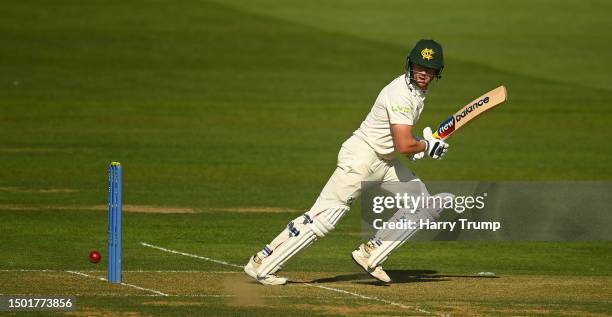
[421, 48, 434, 60]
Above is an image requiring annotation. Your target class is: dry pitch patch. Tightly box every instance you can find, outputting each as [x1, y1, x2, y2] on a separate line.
[1, 270, 610, 316]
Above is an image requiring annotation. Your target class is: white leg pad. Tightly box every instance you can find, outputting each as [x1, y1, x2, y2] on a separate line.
[366, 193, 455, 268]
[256, 223, 317, 277]
[255, 205, 349, 277]
[306, 205, 348, 237]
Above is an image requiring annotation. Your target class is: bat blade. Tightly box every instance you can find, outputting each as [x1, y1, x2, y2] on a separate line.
[432, 85, 507, 140]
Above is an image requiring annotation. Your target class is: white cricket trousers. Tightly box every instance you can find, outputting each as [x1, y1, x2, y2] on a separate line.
[308, 134, 419, 216]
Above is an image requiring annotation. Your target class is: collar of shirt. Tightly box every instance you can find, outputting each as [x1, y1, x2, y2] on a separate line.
[404, 75, 428, 100]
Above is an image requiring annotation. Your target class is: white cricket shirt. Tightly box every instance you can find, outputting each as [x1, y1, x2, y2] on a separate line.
[353, 74, 427, 158]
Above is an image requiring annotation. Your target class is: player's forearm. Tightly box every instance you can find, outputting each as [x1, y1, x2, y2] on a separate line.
[395, 138, 427, 155]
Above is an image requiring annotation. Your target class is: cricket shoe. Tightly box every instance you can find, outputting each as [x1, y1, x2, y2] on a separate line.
[244, 255, 288, 285]
[351, 244, 391, 283]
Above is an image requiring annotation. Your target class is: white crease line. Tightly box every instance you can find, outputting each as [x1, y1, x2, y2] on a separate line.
[90, 270, 241, 273]
[140, 241, 435, 315]
[119, 282, 169, 297]
[0, 293, 343, 299]
[1, 269, 246, 274]
[66, 270, 105, 281]
[304, 283, 433, 314]
[65, 270, 169, 297]
[0, 269, 60, 272]
[141, 242, 243, 269]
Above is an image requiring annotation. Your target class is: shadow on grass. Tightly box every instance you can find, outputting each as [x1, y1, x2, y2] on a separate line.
[298, 269, 499, 285]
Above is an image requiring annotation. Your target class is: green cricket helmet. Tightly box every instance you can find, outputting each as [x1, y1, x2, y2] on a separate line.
[405, 39, 444, 80]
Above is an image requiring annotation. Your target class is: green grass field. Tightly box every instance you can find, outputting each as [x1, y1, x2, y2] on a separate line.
[1, 0, 611, 316]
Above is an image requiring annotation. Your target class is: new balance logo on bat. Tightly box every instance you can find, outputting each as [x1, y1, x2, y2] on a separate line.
[437, 116, 456, 139]
[432, 86, 507, 141]
[456, 97, 490, 122]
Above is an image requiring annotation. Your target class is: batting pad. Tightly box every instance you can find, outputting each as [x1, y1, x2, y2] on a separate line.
[256, 205, 349, 277]
[366, 193, 454, 268]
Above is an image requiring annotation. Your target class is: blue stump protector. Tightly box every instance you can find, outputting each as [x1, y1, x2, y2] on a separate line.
[108, 162, 122, 283]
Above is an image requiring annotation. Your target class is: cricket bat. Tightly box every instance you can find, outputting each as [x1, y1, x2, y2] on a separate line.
[432, 86, 507, 140]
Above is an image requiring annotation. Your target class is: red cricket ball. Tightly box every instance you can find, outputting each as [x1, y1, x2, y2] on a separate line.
[89, 250, 101, 263]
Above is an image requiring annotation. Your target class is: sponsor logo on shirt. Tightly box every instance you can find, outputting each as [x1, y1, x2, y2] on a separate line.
[391, 104, 413, 114]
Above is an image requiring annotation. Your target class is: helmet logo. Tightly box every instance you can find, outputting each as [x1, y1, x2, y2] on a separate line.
[421, 48, 434, 60]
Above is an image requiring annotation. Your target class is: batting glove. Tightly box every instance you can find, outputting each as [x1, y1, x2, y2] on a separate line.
[411, 151, 425, 161]
[422, 127, 449, 159]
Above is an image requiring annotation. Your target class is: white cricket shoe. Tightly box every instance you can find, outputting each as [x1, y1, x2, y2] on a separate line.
[351, 245, 391, 283]
[244, 255, 288, 285]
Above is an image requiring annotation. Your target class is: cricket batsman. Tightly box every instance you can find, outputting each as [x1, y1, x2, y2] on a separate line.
[245, 39, 450, 285]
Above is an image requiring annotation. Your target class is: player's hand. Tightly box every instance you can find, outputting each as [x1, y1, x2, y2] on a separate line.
[411, 151, 425, 161]
[422, 127, 449, 159]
